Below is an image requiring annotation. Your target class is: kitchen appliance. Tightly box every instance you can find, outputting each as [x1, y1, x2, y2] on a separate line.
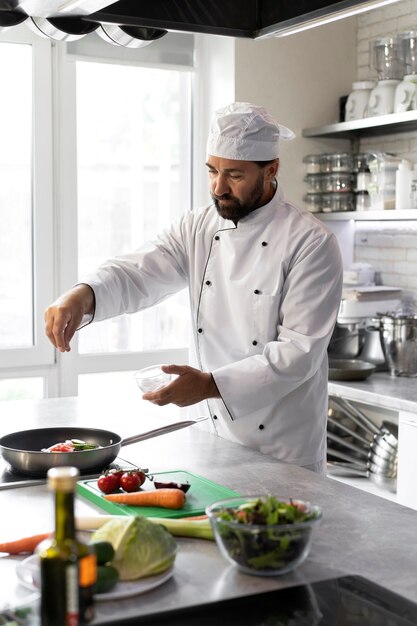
[376, 312, 417, 377]
[0, 419, 207, 476]
[394, 74, 417, 113]
[367, 79, 401, 116]
[0, 1, 405, 40]
[328, 285, 402, 364]
[394, 32, 417, 113]
[96, 24, 167, 48]
[345, 81, 376, 120]
[368, 38, 402, 116]
[27, 15, 98, 40]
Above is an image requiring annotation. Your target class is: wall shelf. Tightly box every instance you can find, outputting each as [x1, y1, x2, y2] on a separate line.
[303, 110, 417, 140]
[315, 210, 417, 221]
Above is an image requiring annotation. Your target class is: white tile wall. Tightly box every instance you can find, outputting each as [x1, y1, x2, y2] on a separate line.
[354, 224, 417, 299]
[353, 1, 417, 301]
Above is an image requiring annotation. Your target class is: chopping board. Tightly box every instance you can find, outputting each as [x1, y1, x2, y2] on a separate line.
[76, 470, 240, 518]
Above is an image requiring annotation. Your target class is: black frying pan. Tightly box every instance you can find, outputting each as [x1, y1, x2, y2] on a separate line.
[0, 420, 205, 477]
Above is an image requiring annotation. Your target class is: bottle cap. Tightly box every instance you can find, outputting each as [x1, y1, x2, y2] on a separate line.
[47, 466, 79, 491]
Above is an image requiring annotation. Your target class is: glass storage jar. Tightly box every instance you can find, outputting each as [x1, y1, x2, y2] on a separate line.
[303, 174, 323, 193]
[303, 193, 322, 213]
[303, 154, 322, 174]
[322, 192, 355, 212]
[321, 153, 353, 173]
[322, 172, 353, 192]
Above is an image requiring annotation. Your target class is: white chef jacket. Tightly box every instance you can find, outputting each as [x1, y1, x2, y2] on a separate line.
[83, 185, 343, 471]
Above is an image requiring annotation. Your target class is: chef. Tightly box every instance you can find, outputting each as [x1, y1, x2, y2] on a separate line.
[45, 102, 343, 475]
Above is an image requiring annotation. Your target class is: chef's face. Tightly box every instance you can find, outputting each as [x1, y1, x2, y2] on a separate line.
[206, 156, 279, 223]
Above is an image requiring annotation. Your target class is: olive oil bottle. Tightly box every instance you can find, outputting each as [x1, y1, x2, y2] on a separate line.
[39, 466, 96, 626]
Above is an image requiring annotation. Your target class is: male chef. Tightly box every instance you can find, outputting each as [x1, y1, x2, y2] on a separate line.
[44, 102, 343, 475]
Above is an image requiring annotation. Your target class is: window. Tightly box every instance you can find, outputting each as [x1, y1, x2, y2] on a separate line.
[76, 61, 191, 354]
[0, 42, 32, 349]
[0, 25, 194, 400]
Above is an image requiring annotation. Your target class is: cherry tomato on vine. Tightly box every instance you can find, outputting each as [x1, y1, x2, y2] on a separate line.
[119, 471, 142, 493]
[97, 473, 119, 494]
[108, 468, 125, 488]
[131, 470, 147, 487]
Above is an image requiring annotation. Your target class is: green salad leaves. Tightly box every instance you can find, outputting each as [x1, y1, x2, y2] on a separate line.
[213, 496, 321, 574]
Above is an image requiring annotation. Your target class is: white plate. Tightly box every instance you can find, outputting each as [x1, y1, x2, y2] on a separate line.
[0, 556, 40, 614]
[16, 555, 174, 602]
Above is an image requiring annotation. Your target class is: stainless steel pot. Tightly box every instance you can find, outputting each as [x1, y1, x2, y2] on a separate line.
[0, 419, 206, 476]
[328, 322, 364, 359]
[378, 314, 417, 377]
[361, 325, 388, 371]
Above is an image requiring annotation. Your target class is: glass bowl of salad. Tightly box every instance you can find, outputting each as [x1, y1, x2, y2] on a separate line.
[206, 495, 322, 577]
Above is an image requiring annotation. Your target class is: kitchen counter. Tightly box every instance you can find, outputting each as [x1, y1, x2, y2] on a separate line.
[2, 396, 417, 624]
[328, 371, 417, 414]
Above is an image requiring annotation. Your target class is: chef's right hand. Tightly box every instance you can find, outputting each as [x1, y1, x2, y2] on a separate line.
[44, 284, 95, 352]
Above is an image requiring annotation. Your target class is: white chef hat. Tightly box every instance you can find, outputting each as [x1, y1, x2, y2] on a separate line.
[206, 102, 295, 161]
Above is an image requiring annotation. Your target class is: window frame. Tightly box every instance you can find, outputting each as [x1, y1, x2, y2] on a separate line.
[51, 37, 193, 397]
[0, 27, 199, 398]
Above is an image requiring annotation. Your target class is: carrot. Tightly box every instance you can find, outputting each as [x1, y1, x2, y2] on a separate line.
[0, 532, 51, 555]
[179, 514, 208, 521]
[104, 488, 186, 509]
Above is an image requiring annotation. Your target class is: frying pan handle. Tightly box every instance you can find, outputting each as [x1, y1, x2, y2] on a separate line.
[120, 417, 208, 447]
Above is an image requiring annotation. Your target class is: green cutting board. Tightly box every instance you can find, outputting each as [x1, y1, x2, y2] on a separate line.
[76, 470, 240, 519]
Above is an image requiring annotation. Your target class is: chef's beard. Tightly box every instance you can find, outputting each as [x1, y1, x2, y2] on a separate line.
[212, 175, 266, 223]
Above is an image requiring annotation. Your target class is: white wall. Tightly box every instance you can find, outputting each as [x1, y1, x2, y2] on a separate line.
[234, 19, 357, 206]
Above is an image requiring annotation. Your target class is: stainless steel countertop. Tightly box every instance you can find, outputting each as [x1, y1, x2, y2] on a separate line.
[1, 396, 417, 624]
[328, 371, 417, 414]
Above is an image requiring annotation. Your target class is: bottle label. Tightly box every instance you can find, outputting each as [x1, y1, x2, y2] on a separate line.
[66, 564, 79, 626]
[79, 553, 97, 587]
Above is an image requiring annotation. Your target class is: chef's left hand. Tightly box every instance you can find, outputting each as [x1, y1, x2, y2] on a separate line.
[142, 364, 220, 407]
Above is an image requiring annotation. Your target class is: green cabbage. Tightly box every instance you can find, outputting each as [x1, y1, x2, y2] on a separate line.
[92, 516, 177, 581]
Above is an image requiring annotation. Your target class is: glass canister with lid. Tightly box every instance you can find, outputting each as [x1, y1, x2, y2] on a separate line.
[303, 193, 323, 213]
[321, 192, 355, 212]
[322, 172, 353, 193]
[302, 154, 322, 174]
[321, 152, 353, 173]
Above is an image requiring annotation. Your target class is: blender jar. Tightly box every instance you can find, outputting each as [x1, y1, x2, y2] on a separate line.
[397, 31, 417, 76]
[394, 32, 417, 113]
[370, 37, 402, 80]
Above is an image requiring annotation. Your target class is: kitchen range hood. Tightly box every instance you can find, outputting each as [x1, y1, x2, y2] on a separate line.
[0, 0, 404, 38]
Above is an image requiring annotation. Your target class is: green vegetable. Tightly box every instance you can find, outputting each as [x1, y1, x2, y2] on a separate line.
[147, 516, 213, 541]
[95, 564, 120, 593]
[217, 496, 318, 526]
[91, 517, 177, 581]
[70, 439, 99, 450]
[213, 496, 321, 573]
[92, 540, 115, 565]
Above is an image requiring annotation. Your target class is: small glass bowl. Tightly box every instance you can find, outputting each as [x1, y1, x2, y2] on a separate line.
[206, 496, 322, 577]
[133, 365, 172, 392]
